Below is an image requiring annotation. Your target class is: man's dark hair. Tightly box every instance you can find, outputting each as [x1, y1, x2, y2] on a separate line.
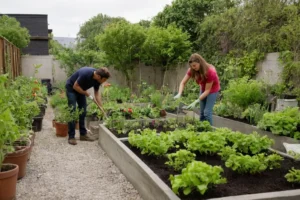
[95, 67, 110, 79]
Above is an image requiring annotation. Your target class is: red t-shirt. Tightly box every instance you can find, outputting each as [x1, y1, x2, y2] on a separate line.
[187, 66, 220, 93]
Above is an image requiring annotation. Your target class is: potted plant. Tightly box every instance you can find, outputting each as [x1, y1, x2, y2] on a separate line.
[0, 108, 20, 200]
[271, 83, 298, 111]
[54, 105, 82, 137]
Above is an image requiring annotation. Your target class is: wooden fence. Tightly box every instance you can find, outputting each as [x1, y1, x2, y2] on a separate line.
[0, 36, 21, 79]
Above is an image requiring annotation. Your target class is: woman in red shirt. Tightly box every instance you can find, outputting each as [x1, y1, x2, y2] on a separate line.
[174, 53, 220, 125]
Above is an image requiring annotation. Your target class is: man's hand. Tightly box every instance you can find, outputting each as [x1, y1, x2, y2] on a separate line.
[88, 95, 94, 100]
[183, 99, 200, 110]
[174, 93, 181, 99]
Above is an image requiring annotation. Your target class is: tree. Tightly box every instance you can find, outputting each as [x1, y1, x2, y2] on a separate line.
[0, 15, 30, 48]
[153, 0, 239, 50]
[77, 14, 126, 51]
[141, 25, 192, 87]
[96, 21, 146, 86]
[138, 20, 151, 28]
[56, 48, 106, 76]
[278, 5, 300, 60]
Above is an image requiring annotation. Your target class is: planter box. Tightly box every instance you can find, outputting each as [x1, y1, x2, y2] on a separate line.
[98, 124, 300, 200]
[98, 124, 179, 200]
[177, 111, 300, 159]
[212, 115, 300, 154]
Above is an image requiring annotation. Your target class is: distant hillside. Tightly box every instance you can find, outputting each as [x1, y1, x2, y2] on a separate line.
[54, 37, 77, 48]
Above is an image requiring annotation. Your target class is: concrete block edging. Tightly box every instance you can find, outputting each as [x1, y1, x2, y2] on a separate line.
[98, 123, 300, 200]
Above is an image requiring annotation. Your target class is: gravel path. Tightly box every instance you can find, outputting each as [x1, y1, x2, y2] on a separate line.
[16, 104, 142, 200]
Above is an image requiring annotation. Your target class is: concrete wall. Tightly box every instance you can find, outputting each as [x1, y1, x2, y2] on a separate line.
[22, 55, 53, 80]
[52, 59, 68, 83]
[21, 55, 68, 84]
[21, 52, 283, 90]
[256, 52, 283, 85]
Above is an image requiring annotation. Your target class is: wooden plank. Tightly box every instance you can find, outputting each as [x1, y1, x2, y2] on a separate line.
[0, 38, 4, 75]
[0, 36, 21, 79]
[10, 43, 13, 79]
[3, 40, 6, 74]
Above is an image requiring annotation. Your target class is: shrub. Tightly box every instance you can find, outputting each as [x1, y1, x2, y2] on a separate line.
[222, 77, 266, 109]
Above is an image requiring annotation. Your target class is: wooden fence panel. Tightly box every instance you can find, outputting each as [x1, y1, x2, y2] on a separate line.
[0, 37, 21, 79]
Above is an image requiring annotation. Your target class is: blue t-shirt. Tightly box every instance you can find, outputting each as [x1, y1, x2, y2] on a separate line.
[66, 67, 100, 91]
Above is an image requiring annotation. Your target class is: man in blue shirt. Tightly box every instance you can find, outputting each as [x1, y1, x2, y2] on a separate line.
[65, 67, 110, 145]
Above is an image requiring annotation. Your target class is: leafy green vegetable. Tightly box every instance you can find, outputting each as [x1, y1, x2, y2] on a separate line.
[258, 107, 300, 137]
[225, 153, 283, 174]
[285, 168, 300, 183]
[128, 129, 174, 156]
[186, 132, 227, 154]
[170, 161, 226, 195]
[166, 150, 196, 171]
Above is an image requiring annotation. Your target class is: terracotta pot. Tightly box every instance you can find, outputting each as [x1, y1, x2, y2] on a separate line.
[75, 121, 79, 130]
[0, 164, 19, 200]
[55, 122, 68, 137]
[28, 132, 36, 161]
[52, 119, 56, 128]
[160, 110, 167, 117]
[3, 140, 31, 179]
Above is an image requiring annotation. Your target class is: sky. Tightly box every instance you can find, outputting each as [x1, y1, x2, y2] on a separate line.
[1, 0, 173, 37]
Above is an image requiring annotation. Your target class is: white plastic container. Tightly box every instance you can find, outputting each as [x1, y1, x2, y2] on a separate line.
[276, 99, 298, 111]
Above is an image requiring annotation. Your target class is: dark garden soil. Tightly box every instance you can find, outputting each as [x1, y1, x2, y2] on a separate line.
[123, 141, 300, 200]
[1, 164, 16, 172]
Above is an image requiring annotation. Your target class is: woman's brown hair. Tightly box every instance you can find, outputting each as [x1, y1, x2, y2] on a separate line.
[188, 53, 210, 81]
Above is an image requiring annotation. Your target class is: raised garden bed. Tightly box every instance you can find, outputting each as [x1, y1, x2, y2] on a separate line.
[98, 124, 300, 200]
[179, 110, 300, 158]
[123, 140, 300, 200]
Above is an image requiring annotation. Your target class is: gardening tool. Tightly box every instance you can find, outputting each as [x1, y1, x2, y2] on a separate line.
[178, 102, 197, 122]
[89, 95, 108, 120]
[176, 102, 186, 122]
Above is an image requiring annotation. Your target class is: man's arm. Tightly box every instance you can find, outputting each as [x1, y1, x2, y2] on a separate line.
[73, 81, 89, 96]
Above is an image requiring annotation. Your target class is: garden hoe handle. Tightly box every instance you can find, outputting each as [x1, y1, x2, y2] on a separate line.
[92, 98, 108, 120]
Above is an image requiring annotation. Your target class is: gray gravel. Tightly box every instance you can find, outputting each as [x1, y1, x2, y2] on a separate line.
[16, 104, 142, 200]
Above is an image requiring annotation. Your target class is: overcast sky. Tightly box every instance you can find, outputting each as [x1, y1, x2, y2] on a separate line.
[1, 0, 173, 37]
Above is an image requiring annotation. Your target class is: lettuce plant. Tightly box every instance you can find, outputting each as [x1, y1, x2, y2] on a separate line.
[170, 161, 226, 195]
[166, 150, 196, 171]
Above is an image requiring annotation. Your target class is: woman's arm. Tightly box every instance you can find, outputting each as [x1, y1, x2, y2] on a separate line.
[199, 82, 213, 100]
[178, 74, 190, 95]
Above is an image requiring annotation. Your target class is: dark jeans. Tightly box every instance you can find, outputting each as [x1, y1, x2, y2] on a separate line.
[200, 91, 219, 125]
[66, 86, 87, 139]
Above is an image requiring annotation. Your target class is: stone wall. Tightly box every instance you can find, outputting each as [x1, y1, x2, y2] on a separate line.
[21, 52, 283, 91]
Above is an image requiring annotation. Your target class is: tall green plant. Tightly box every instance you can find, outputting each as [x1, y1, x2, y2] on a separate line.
[96, 21, 146, 86]
[141, 25, 191, 87]
[222, 77, 266, 109]
[0, 75, 21, 170]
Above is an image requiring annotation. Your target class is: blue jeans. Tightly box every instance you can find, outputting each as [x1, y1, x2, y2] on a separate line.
[200, 92, 219, 125]
[66, 86, 87, 139]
